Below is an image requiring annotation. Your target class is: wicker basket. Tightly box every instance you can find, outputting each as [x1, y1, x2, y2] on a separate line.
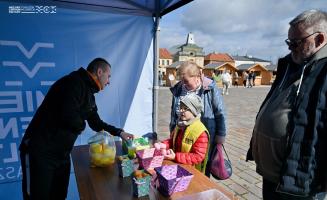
[154, 165, 193, 196]
[136, 148, 164, 169]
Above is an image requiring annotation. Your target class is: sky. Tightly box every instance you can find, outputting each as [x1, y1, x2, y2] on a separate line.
[159, 0, 327, 64]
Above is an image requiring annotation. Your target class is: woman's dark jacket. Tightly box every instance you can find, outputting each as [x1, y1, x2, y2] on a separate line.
[19, 68, 122, 160]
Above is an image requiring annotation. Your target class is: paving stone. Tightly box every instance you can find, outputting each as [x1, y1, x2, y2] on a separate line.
[229, 183, 248, 195]
[244, 169, 261, 179]
[256, 182, 263, 189]
[243, 192, 262, 200]
[230, 175, 252, 190]
[238, 172, 259, 184]
[247, 185, 263, 198]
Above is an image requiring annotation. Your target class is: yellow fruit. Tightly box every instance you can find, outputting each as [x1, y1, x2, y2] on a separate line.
[91, 153, 102, 165]
[98, 157, 115, 165]
[90, 143, 116, 166]
[90, 143, 103, 153]
[104, 148, 115, 156]
[128, 147, 136, 158]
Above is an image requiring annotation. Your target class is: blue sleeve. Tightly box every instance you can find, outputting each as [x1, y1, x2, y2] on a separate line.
[211, 84, 227, 137]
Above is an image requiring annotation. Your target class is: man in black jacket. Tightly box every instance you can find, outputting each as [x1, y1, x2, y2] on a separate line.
[247, 10, 327, 200]
[19, 58, 134, 200]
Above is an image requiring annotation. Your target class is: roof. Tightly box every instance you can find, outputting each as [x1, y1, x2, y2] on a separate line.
[232, 55, 270, 62]
[159, 48, 172, 59]
[204, 62, 225, 69]
[265, 64, 277, 71]
[168, 61, 184, 68]
[237, 64, 255, 70]
[237, 63, 268, 71]
[204, 62, 238, 70]
[205, 53, 233, 62]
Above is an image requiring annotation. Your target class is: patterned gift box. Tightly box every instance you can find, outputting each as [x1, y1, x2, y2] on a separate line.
[132, 170, 151, 197]
[154, 165, 194, 196]
[117, 155, 134, 177]
[136, 148, 164, 169]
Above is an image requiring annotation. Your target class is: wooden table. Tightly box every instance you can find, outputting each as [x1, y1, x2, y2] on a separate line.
[71, 143, 237, 200]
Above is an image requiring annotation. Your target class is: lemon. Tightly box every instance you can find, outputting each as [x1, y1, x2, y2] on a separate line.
[90, 143, 103, 153]
[91, 153, 102, 165]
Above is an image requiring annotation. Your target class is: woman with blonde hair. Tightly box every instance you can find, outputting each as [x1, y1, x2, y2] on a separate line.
[170, 61, 227, 177]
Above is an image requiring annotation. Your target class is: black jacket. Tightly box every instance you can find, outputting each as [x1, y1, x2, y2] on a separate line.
[20, 68, 122, 159]
[247, 45, 327, 196]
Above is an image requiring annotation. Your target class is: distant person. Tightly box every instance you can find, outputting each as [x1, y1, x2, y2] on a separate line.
[169, 61, 227, 177]
[242, 71, 248, 87]
[168, 73, 175, 86]
[247, 10, 327, 200]
[247, 71, 253, 88]
[158, 71, 163, 86]
[162, 72, 166, 86]
[252, 71, 256, 86]
[19, 58, 134, 200]
[221, 70, 232, 95]
[154, 93, 210, 173]
[233, 71, 239, 87]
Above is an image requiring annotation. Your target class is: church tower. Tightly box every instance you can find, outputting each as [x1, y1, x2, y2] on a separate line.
[174, 32, 205, 67]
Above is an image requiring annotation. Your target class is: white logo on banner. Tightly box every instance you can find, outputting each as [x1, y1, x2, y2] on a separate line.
[0, 41, 54, 59]
[0, 40, 55, 78]
[2, 61, 55, 78]
[0, 40, 55, 182]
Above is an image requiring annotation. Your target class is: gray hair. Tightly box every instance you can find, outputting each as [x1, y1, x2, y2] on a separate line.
[290, 9, 327, 34]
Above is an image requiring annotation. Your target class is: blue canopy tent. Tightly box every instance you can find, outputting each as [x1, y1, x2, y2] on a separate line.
[0, 0, 192, 199]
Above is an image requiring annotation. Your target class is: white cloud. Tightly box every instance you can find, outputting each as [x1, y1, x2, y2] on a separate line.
[159, 0, 327, 63]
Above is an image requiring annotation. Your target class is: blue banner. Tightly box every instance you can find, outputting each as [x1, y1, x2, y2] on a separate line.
[0, 0, 153, 188]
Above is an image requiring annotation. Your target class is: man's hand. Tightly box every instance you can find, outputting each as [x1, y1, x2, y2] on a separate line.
[164, 149, 175, 160]
[120, 132, 134, 141]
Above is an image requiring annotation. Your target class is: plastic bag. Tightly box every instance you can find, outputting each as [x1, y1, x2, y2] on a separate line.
[88, 130, 116, 167]
[123, 137, 150, 158]
[210, 144, 232, 180]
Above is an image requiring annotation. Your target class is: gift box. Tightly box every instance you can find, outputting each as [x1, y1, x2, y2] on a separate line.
[122, 137, 150, 158]
[132, 170, 151, 197]
[154, 165, 194, 196]
[136, 148, 164, 169]
[117, 155, 134, 177]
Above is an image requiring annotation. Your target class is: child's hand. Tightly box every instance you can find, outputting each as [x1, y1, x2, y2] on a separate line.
[161, 149, 167, 156]
[164, 149, 175, 160]
[154, 142, 161, 150]
[154, 142, 166, 150]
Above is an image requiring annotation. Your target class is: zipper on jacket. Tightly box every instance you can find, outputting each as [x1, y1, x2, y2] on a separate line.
[296, 63, 308, 97]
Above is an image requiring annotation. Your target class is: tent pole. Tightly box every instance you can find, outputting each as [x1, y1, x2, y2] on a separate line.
[153, 9, 160, 135]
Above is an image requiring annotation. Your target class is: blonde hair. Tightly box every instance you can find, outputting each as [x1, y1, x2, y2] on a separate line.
[178, 61, 202, 78]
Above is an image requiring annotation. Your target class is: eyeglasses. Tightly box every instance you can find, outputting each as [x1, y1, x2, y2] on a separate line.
[285, 32, 320, 48]
[179, 106, 191, 113]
